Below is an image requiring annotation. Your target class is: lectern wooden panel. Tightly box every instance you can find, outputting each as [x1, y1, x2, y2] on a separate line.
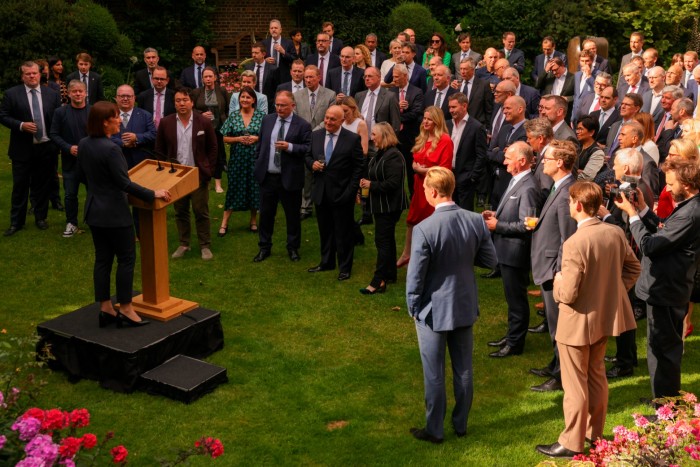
[127, 160, 200, 321]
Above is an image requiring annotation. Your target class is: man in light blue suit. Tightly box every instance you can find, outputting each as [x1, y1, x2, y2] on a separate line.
[406, 167, 497, 444]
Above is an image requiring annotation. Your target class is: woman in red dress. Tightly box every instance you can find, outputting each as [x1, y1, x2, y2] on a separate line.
[396, 106, 454, 267]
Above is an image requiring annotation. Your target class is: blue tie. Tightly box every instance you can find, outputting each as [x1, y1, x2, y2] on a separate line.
[325, 133, 335, 164]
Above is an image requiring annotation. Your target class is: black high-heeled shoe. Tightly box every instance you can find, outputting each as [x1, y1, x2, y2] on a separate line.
[116, 310, 150, 328]
[99, 311, 119, 328]
[359, 282, 386, 295]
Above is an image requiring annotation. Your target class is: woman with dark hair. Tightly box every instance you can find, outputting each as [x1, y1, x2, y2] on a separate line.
[218, 86, 265, 235]
[575, 115, 606, 181]
[290, 29, 310, 61]
[192, 66, 230, 193]
[48, 56, 68, 104]
[422, 32, 451, 68]
[358, 123, 407, 294]
[77, 101, 170, 327]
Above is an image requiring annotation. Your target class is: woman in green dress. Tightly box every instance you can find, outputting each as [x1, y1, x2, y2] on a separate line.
[218, 86, 265, 236]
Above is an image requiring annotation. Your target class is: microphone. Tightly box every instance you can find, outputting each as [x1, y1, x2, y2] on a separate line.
[141, 148, 168, 171]
[169, 160, 176, 173]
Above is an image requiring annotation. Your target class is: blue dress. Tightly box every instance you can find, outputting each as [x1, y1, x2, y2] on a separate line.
[221, 109, 265, 211]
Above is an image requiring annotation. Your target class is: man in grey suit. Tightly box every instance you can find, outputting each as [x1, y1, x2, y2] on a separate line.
[484, 142, 540, 357]
[355, 67, 401, 134]
[527, 140, 578, 392]
[406, 167, 497, 444]
[539, 95, 578, 146]
[294, 65, 337, 219]
[450, 33, 482, 75]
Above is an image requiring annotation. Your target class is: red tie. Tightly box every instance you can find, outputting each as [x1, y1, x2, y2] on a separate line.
[655, 113, 669, 141]
[592, 97, 600, 112]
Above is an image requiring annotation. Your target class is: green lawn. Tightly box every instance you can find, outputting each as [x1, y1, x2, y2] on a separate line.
[1, 125, 699, 466]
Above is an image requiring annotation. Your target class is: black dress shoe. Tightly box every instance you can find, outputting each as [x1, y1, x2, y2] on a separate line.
[529, 367, 552, 378]
[606, 365, 633, 379]
[288, 249, 300, 262]
[337, 272, 351, 281]
[481, 269, 501, 279]
[308, 265, 332, 273]
[535, 442, 581, 458]
[528, 321, 548, 333]
[253, 250, 271, 262]
[489, 345, 523, 358]
[52, 200, 64, 211]
[3, 225, 22, 237]
[455, 429, 466, 438]
[300, 211, 312, 220]
[98, 311, 119, 328]
[487, 337, 507, 347]
[633, 306, 646, 321]
[530, 377, 563, 392]
[409, 427, 443, 444]
[35, 219, 49, 230]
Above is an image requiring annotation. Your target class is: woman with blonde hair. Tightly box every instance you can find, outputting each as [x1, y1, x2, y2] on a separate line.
[633, 112, 660, 163]
[354, 45, 372, 69]
[339, 96, 368, 155]
[380, 40, 403, 85]
[396, 106, 454, 267]
[681, 118, 700, 147]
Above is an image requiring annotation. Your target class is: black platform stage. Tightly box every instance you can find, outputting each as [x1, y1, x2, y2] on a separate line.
[37, 302, 226, 399]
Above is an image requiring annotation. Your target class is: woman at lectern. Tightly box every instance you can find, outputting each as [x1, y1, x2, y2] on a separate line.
[77, 101, 171, 328]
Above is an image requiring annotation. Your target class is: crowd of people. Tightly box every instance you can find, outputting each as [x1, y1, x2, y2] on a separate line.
[3, 19, 700, 459]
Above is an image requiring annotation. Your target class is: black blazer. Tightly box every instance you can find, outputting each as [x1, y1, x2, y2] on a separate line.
[535, 71, 575, 102]
[0, 84, 61, 161]
[383, 63, 428, 94]
[254, 113, 312, 191]
[373, 49, 388, 69]
[590, 108, 621, 146]
[531, 50, 567, 82]
[326, 66, 366, 97]
[329, 37, 344, 56]
[366, 146, 408, 214]
[244, 61, 279, 108]
[390, 84, 424, 148]
[448, 117, 488, 186]
[137, 88, 176, 118]
[66, 70, 105, 104]
[305, 127, 364, 205]
[76, 136, 154, 228]
[108, 107, 156, 169]
[456, 77, 494, 127]
[133, 68, 175, 96]
[49, 104, 89, 171]
[424, 86, 457, 120]
[262, 37, 297, 83]
[179, 63, 213, 89]
[305, 53, 341, 85]
[519, 84, 541, 120]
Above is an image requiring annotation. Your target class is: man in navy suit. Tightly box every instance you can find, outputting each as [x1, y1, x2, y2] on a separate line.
[263, 19, 297, 83]
[276, 59, 306, 94]
[253, 91, 312, 262]
[489, 95, 528, 208]
[447, 93, 487, 210]
[502, 31, 525, 74]
[451, 57, 493, 126]
[581, 39, 612, 75]
[111, 84, 156, 168]
[136, 66, 176, 129]
[618, 63, 650, 96]
[588, 85, 620, 146]
[573, 72, 613, 125]
[179, 46, 209, 89]
[1, 61, 62, 235]
[133, 47, 175, 96]
[305, 106, 364, 280]
[572, 51, 597, 122]
[66, 53, 105, 105]
[502, 67, 540, 119]
[365, 33, 387, 69]
[305, 32, 340, 87]
[484, 142, 540, 358]
[424, 65, 456, 120]
[326, 47, 367, 102]
[49, 80, 90, 238]
[641, 66, 667, 129]
[406, 166, 497, 444]
[532, 36, 567, 83]
[322, 21, 344, 55]
[245, 42, 279, 113]
[383, 43, 427, 94]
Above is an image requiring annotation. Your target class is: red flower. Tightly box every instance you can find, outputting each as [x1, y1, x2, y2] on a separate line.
[23, 408, 45, 422]
[59, 436, 82, 458]
[43, 408, 67, 430]
[111, 445, 128, 464]
[195, 437, 224, 458]
[81, 433, 98, 449]
[69, 408, 90, 428]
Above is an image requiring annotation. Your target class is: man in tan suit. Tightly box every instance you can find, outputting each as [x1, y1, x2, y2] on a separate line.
[536, 181, 640, 458]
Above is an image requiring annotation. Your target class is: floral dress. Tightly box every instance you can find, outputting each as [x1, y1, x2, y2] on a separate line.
[220, 109, 265, 211]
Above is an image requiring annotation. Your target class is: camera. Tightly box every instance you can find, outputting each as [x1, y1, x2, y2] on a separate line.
[610, 175, 640, 203]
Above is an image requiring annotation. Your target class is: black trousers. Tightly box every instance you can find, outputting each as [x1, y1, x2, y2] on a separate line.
[315, 198, 355, 273]
[454, 180, 476, 211]
[501, 264, 531, 349]
[647, 303, 687, 398]
[541, 279, 561, 378]
[90, 225, 136, 305]
[10, 142, 56, 226]
[371, 210, 402, 287]
[258, 173, 301, 252]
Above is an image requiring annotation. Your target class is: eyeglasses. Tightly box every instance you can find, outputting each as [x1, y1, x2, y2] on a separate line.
[542, 157, 557, 161]
[574, 127, 587, 132]
[116, 95, 134, 99]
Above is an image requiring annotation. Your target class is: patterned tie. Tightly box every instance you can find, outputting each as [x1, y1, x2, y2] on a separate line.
[435, 91, 443, 108]
[325, 133, 335, 164]
[366, 92, 376, 134]
[319, 57, 325, 86]
[121, 112, 129, 129]
[310, 92, 316, 112]
[274, 118, 285, 167]
[343, 71, 350, 95]
[154, 91, 162, 128]
[655, 112, 669, 141]
[273, 41, 279, 64]
[30, 89, 43, 140]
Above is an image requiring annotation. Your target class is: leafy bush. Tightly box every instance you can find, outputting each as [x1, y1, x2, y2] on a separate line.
[72, 0, 134, 66]
[388, 2, 445, 49]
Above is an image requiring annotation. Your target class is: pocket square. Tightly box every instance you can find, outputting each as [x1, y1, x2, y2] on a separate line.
[509, 195, 519, 199]
[197, 130, 205, 136]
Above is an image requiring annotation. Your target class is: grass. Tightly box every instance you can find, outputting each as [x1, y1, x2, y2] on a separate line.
[1, 124, 699, 466]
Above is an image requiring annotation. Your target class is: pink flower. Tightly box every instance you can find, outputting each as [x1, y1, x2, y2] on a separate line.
[633, 413, 650, 427]
[694, 403, 700, 417]
[657, 404, 674, 421]
[25, 433, 59, 465]
[0, 434, 6, 450]
[12, 416, 42, 441]
[16, 457, 46, 467]
[684, 392, 698, 404]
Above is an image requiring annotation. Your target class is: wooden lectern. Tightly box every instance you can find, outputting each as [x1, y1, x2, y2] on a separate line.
[127, 160, 200, 321]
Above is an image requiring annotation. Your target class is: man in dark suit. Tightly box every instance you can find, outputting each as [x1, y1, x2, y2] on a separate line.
[383, 43, 427, 94]
[527, 140, 578, 392]
[539, 95, 579, 146]
[502, 31, 525, 74]
[605, 93, 642, 159]
[589, 85, 620, 146]
[617, 121, 660, 195]
[657, 93, 693, 162]
[155, 87, 218, 260]
[263, 19, 297, 83]
[253, 91, 313, 262]
[326, 47, 366, 102]
[483, 141, 539, 357]
[641, 66, 667, 129]
[618, 63, 650, 96]
[66, 52, 105, 105]
[502, 67, 540, 119]
[390, 63, 424, 197]
[276, 59, 306, 94]
[573, 72, 613, 125]
[403, 29, 425, 65]
[406, 166, 497, 444]
[581, 39, 612, 75]
[245, 42, 279, 113]
[451, 33, 482, 75]
[133, 47, 175, 96]
[423, 65, 456, 120]
[179, 46, 209, 89]
[355, 67, 401, 135]
[532, 36, 567, 83]
[447, 93, 487, 210]
[48, 79, 89, 238]
[111, 84, 156, 168]
[365, 33, 387, 69]
[526, 117, 555, 197]
[619, 31, 645, 76]
[0, 61, 61, 235]
[322, 21, 343, 55]
[535, 58, 575, 110]
[572, 51, 597, 122]
[451, 57, 493, 126]
[306, 106, 364, 280]
[618, 158, 700, 400]
[136, 66, 175, 129]
[305, 32, 340, 87]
